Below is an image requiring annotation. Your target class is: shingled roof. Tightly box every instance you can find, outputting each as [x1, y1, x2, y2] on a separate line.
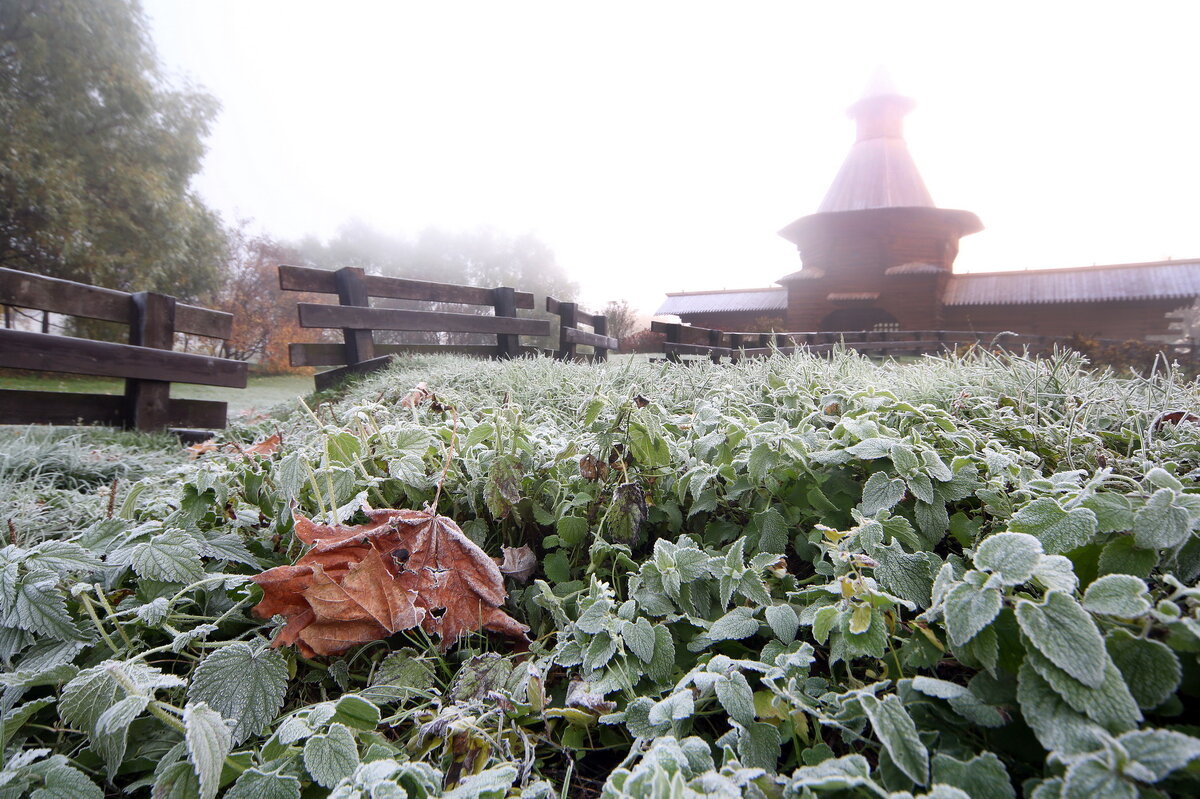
[656, 287, 787, 316]
[943, 260, 1200, 306]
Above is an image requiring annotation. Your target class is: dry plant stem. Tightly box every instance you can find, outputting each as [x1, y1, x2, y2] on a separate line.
[106, 478, 118, 519]
[432, 405, 460, 510]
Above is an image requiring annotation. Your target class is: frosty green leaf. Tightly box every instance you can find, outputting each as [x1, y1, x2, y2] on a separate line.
[765, 604, 799, 643]
[1082, 574, 1150, 617]
[860, 472, 906, 515]
[737, 721, 781, 771]
[648, 690, 694, 726]
[1061, 758, 1135, 799]
[707, 607, 759, 641]
[1009, 498, 1097, 554]
[931, 752, 1015, 799]
[129, 529, 205, 583]
[1016, 592, 1107, 688]
[1106, 629, 1181, 710]
[944, 581, 1002, 646]
[184, 701, 233, 799]
[974, 532, 1042, 585]
[29, 764, 104, 799]
[1023, 645, 1140, 732]
[10, 574, 81, 641]
[860, 693, 928, 785]
[303, 722, 359, 788]
[1116, 728, 1200, 781]
[1133, 488, 1192, 550]
[189, 643, 288, 745]
[621, 617, 656, 663]
[715, 672, 755, 726]
[224, 767, 302, 799]
[1016, 664, 1108, 755]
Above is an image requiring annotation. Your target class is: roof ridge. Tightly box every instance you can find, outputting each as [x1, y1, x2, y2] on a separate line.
[664, 286, 785, 297]
[954, 259, 1200, 278]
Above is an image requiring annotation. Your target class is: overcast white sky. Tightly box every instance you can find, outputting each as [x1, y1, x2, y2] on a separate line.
[143, 1, 1200, 316]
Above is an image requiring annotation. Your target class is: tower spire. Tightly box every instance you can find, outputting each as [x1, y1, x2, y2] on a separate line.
[816, 69, 934, 212]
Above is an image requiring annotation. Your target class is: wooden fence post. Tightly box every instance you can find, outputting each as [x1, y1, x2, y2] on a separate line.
[556, 301, 578, 361]
[593, 315, 609, 362]
[664, 323, 682, 363]
[728, 333, 743, 363]
[493, 286, 519, 358]
[124, 291, 175, 431]
[334, 267, 376, 366]
[708, 329, 723, 364]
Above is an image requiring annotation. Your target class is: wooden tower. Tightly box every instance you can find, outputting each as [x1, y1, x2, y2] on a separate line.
[777, 71, 982, 331]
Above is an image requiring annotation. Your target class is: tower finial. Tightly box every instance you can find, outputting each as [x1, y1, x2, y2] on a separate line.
[847, 67, 916, 141]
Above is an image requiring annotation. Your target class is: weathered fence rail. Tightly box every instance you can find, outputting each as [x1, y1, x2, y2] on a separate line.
[0, 268, 247, 432]
[281, 265, 549, 390]
[649, 321, 1196, 364]
[546, 296, 618, 361]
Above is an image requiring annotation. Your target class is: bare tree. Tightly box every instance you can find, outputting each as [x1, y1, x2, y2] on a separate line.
[603, 300, 638, 342]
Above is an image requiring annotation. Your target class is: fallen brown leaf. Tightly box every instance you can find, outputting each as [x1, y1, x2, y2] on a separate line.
[242, 433, 282, 457]
[185, 439, 219, 458]
[252, 509, 529, 656]
[1154, 411, 1200, 431]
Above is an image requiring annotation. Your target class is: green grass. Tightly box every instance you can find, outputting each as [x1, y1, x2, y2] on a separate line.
[0, 372, 312, 416]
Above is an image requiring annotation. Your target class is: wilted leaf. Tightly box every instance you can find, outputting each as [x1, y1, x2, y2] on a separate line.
[495, 545, 536, 583]
[609, 483, 648, 546]
[485, 454, 523, 520]
[566, 680, 616, 715]
[253, 509, 529, 656]
[399, 381, 433, 408]
[579, 454, 607, 481]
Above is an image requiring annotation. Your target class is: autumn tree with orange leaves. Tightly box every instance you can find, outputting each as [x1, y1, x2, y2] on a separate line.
[206, 225, 325, 373]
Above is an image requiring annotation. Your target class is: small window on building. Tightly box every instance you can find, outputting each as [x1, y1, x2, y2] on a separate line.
[873, 321, 900, 332]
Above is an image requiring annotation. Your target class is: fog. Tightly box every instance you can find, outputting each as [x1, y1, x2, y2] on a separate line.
[143, 0, 1200, 317]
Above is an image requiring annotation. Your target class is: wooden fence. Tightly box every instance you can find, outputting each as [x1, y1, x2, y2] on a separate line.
[281, 265, 551, 390]
[546, 296, 619, 361]
[649, 321, 1197, 365]
[0, 268, 247, 433]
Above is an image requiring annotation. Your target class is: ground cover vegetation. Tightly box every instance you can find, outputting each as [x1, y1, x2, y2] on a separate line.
[1, 349, 1200, 798]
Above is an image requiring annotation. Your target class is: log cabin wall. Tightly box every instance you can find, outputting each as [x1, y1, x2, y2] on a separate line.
[943, 298, 1189, 341]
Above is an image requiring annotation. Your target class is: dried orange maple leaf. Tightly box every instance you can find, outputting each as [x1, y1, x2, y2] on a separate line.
[185, 439, 219, 458]
[242, 433, 282, 457]
[252, 509, 529, 656]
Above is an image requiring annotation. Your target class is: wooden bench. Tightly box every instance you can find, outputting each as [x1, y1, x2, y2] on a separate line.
[0, 268, 247, 433]
[279, 265, 551, 390]
[545, 297, 619, 361]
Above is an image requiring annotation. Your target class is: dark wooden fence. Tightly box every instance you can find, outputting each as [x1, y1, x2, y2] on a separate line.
[0, 268, 247, 432]
[546, 297, 619, 361]
[649, 321, 1197, 365]
[281, 265, 551, 390]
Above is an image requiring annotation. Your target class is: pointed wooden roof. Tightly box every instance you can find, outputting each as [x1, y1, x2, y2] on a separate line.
[817, 69, 935, 213]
